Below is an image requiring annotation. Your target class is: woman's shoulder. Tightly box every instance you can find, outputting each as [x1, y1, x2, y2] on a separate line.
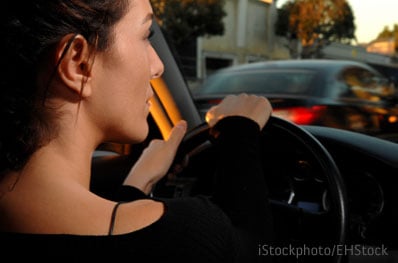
[114, 195, 234, 236]
[110, 185, 235, 236]
[109, 198, 164, 235]
[0, 176, 163, 235]
[116, 197, 238, 261]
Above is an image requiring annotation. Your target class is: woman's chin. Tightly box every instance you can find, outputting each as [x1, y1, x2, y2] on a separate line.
[105, 125, 149, 145]
[128, 125, 149, 144]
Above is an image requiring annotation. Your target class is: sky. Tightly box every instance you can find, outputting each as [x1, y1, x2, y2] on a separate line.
[275, 0, 398, 44]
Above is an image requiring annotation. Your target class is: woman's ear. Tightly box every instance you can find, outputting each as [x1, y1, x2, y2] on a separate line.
[56, 34, 93, 98]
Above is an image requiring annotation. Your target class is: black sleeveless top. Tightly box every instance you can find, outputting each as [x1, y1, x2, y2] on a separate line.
[0, 117, 274, 262]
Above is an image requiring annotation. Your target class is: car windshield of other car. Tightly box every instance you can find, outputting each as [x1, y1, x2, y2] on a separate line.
[198, 69, 316, 95]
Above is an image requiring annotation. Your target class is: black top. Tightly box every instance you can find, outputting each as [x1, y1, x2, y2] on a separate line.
[0, 117, 273, 262]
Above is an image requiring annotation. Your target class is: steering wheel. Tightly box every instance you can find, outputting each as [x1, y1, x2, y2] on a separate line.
[154, 116, 347, 263]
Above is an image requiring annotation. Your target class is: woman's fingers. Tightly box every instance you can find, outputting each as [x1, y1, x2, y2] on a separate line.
[205, 94, 272, 129]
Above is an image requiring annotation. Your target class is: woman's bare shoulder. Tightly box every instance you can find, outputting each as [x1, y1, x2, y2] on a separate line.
[108, 199, 165, 235]
[0, 176, 164, 236]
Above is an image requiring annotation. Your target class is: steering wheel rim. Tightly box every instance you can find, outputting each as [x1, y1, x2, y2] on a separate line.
[158, 116, 347, 263]
[266, 116, 347, 243]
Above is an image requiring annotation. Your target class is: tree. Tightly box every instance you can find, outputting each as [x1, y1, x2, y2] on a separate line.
[150, 0, 226, 46]
[376, 26, 392, 39]
[150, 0, 226, 78]
[275, 0, 356, 58]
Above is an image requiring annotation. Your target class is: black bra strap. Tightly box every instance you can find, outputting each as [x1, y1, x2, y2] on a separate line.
[108, 202, 124, 235]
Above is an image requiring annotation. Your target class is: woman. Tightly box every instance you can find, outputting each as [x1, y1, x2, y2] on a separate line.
[0, 0, 273, 262]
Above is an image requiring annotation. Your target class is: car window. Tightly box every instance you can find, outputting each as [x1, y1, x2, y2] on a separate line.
[340, 67, 395, 102]
[200, 69, 316, 95]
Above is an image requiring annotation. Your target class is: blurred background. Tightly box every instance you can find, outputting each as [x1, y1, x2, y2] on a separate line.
[150, 0, 398, 88]
[150, 0, 398, 142]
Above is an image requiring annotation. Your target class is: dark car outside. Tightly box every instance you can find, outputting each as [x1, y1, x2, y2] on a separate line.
[193, 59, 398, 142]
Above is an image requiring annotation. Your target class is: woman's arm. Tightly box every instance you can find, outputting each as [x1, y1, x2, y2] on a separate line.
[122, 120, 187, 195]
[206, 94, 274, 262]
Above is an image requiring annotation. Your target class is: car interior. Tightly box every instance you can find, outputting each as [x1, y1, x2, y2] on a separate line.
[90, 20, 398, 263]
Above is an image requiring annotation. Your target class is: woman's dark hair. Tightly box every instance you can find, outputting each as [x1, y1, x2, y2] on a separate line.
[0, 0, 129, 175]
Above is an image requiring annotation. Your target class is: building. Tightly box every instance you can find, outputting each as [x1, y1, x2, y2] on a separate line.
[195, 0, 289, 81]
[366, 38, 396, 56]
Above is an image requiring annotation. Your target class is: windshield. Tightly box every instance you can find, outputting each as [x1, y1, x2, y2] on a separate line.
[152, 0, 398, 142]
[199, 69, 316, 95]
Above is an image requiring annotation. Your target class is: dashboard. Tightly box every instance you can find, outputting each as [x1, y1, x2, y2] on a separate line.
[303, 125, 398, 250]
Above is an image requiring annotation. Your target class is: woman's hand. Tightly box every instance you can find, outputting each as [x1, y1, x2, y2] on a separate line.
[123, 120, 187, 194]
[205, 94, 272, 130]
